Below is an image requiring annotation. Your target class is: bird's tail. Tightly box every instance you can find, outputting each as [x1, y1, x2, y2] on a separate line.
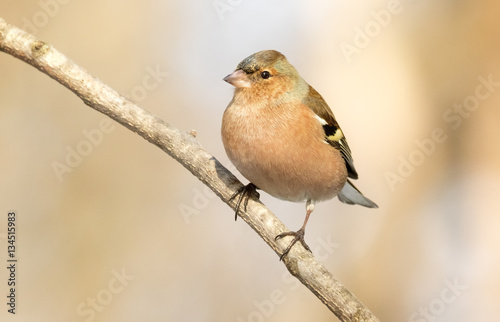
[338, 179, 378, 208]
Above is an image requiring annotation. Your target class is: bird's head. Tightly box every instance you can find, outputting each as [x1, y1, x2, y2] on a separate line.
[223, 50, 306, 103]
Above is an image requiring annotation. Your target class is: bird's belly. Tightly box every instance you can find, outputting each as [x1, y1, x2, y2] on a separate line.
[222, 104, 347, 203]
[230, 139, 346, 202]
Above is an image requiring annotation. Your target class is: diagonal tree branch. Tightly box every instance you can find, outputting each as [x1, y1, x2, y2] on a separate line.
[0, 17, 379, 322]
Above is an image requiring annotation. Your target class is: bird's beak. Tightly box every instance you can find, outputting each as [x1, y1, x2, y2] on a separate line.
[223, 69, 251, 88]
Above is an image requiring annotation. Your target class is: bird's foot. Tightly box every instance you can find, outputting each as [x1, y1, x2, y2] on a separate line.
[275, 228, 311, 261]
[229, 183, 260, 221]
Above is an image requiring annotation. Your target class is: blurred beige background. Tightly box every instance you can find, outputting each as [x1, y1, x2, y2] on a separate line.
[1, 1, 499, 321]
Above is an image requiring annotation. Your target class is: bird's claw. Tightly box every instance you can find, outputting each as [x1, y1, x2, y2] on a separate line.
[275, 228, 311, 261]
[229, 183, 260, 221]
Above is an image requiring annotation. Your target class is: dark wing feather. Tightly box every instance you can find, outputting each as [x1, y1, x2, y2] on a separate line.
[303, 85, 358, 179]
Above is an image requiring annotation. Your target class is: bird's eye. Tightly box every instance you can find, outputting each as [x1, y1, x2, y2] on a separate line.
[260, 71, 271, 79]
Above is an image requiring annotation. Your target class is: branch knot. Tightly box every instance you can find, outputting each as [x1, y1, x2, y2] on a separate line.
[31, 41, 50, 58]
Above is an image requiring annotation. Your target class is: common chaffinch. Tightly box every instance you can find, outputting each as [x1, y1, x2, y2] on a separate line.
[221, 50, 377, 260]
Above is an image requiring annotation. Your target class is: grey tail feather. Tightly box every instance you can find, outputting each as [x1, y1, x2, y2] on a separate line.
[338, 179, 378, 208]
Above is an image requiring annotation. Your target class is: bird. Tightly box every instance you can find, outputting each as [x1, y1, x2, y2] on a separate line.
[221, 50, 377, 260]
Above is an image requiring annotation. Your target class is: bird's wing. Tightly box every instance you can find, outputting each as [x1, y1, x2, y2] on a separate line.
[303, 85, 358, 179]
